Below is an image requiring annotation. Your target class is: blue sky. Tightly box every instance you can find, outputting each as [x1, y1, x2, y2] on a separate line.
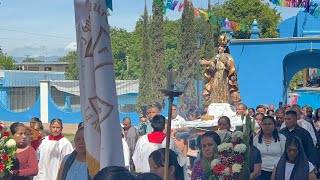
[0, 0, 301, 57]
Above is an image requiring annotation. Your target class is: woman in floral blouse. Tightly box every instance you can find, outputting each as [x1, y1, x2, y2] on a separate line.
[191, 131, 221, 180]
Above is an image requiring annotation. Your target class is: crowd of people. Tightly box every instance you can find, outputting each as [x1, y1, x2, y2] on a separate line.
[1, 101, 320, 180]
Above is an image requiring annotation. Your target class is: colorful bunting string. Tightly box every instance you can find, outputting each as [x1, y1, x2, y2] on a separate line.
[269, 0, 319, 18]
[193, 8, 199, 17]
[194, 7, 250, 32]
[105, 0, 112, 11]
[154, 0, 251, 32]
[166, 0, 179, 10]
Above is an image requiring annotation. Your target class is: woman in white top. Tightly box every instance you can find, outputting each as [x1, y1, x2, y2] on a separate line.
[271, 136, 317, 180]
[253, 115, 286, 180]
[34, 118, 74, 180]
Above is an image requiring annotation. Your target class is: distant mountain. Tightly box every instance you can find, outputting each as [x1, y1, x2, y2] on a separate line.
[13, 56, 62, 62]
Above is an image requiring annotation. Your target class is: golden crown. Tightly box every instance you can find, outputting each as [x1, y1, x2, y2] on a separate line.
[218, 33, 230, 46]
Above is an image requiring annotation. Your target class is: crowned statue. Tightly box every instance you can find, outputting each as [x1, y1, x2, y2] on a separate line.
[198, 33, 241, 126]
[199, 33, 241, 106]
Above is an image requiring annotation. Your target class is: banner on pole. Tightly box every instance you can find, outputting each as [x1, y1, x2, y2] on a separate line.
[74, 0, 124, 177]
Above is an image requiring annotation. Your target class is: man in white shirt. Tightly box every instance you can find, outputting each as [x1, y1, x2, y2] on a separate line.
[280, 104, 317, 146]
[170, 104, 186, 129]
[167, 104, 189, 140]
[232, 103, 247, 130]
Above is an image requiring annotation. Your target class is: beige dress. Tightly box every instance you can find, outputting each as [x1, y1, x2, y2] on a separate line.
[202, 53, 238, 104]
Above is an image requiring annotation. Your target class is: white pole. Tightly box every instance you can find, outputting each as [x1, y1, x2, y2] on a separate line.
[40, 80, 49, 123]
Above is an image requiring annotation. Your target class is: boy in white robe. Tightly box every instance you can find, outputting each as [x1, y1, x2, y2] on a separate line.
[34, 119, 73, 180]
[132, 115, 186, 173]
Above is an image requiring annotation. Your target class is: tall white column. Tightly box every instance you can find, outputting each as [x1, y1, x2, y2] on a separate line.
[40, 80, 49, 123]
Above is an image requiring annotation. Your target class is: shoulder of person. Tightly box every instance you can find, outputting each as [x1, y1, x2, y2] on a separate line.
[63, 153, 71, 162]
[298, 126, 310, 134]
[20, 146, 37, 156]
[177, 115, 186, 121]
[59, 137, 72, 145]
[278, 128, 287, 134]
[39, 136, 50, 144]
[308, 161, 315, 172]
[130, 125, 138, 131]
[137, 134, 148, 142]
[253, 134, 259, 142]
[278, 133, 286, 141]
[43, 136, 50, 140]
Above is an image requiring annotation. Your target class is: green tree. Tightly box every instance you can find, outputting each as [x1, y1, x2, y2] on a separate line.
[178, 0, 198, 117]
[22, 57, 44, 62]
[0, 54, 15, 70]
[289, 70, 303, 90]
[110, 27, 142, 80]
[150, 0, 166, 106]
[164, 18, 181, 70]
[213, 0, 281, 39]
[203, 0, 216, 59]
[137, 0, 153, 111]
[58, 51, 78, 80]
[110, 27, 132, 79]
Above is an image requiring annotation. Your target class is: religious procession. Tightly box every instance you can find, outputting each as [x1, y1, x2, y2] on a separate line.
[0, 0, 320, 180]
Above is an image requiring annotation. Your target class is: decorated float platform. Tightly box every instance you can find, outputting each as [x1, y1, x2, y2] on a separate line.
[184, 103, 240, 133]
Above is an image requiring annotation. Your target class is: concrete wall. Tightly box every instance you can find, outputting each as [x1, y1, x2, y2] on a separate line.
[229, 38, 320, 108]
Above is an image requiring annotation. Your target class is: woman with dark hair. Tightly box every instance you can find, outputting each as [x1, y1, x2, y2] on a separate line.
[271, 136, 317, 180]
[253, 116, 286, 180]
[92, 166, 136, 180]
[253, 113, 264, 135]
[217, 116, 231, 132]
[34, 118, 73, 180]
[148, 148, 184, 180]
[57, 127, 89, 180]
[30, 117, 43, 130]
[26, 120, 45, 151]
[191, 131, 221, 180]
[249, 134, 262, 180]
[10, 122, 38, 179]
[216, 116, 232, 143]
[248, 108, 256, 118]
[312, 108, 320, 178]
[313, 108, 320, 132]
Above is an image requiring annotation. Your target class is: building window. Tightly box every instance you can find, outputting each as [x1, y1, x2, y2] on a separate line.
[44, 67, 52, 71]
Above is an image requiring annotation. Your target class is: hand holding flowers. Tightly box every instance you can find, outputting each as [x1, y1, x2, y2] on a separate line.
[0, 126, 17, 179]
[209, 131, 247, 180]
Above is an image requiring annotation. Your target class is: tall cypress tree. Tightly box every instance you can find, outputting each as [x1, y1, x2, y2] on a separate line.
[204, 0, 216, 59]
[150, 0, 166, 106]
[137, 0, 153, 111]
[178, 0, 197, 117]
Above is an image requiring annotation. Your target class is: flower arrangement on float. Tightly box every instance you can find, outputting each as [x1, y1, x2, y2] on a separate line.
[0, 125, 17, 179]
[209, 131, 247, 180]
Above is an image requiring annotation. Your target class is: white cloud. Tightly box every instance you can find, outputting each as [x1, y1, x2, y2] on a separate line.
[64, 42, 77, 52]
[5, 42, 78, 57]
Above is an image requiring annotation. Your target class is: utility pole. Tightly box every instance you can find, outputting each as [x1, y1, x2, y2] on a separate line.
[126, 56, 129, 72]
[0, 46, 3, 56]
[25, 55, 31, 71]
